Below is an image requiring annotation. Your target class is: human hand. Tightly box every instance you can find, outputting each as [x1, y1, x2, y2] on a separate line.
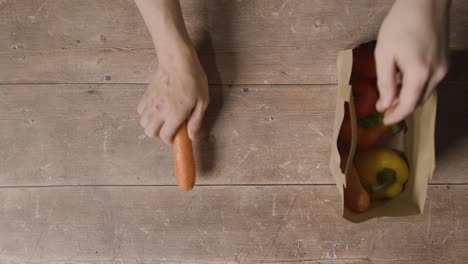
[375, 0, 450, 125]
[137, 48, 209, 144]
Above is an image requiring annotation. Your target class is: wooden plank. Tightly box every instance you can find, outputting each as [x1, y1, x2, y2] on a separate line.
[0, 84, 335, 119]
[0, 114, 335, 186]
[0, 48, 339, 84]
[1, 48, 466, 85]
[2, 0, 467, 50]
[1, 83, 466, 185]
[0, 84, 335, 186]
[0, 185, 466, 263]
[0, 0, 467, 84]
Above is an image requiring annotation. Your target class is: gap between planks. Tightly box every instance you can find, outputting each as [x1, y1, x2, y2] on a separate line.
[0, 81, 464, 86]
[0, 183, 466, 189]
[0, 82, 340, 86]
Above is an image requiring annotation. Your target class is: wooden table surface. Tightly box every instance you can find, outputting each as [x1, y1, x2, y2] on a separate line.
[0, 1, 467, 263]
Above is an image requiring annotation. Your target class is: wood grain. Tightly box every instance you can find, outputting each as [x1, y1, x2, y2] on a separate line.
[0, 0, 467, 84]
[0, 48, 340, 85]
[0, 186, 466, 263]
[1, 0, 466, 50]
[1, 1, 468, 262]
[0, 84, 335, 186]
[0, 84, 335, 119]
[1, 83, 467, 185]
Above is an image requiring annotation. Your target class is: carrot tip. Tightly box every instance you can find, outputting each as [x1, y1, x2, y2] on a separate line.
[178, 184, 194, 192]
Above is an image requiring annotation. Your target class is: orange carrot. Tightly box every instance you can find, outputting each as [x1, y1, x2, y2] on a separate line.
[173, 121, 196, 191]
[340, 152, 371, 213]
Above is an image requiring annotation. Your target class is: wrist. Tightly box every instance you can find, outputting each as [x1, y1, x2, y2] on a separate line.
[149, 15, 197, 64]
[156, 40, 198, 66]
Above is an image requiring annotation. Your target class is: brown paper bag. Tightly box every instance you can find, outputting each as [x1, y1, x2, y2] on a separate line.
[329, 48, 437, 223]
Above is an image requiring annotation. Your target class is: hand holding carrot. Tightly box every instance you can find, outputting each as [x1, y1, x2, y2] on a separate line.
[135, 0, 209, 143]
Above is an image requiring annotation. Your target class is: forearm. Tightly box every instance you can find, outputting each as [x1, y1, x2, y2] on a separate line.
[134, 0, 195, 63]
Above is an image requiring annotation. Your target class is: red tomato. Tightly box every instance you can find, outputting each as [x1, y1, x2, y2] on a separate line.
[352, 41, 377, 80]
[351, 78, 379, 118]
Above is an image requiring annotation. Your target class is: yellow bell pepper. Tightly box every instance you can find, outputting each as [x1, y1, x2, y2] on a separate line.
[354, 148, 409, 199]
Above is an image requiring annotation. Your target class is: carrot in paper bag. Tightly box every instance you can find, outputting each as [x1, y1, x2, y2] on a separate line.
[339, 149, 371, 213]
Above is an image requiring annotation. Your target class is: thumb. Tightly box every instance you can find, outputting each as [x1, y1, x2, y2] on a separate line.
[375, 51, 397, 113]
[187, 100, 208, 140]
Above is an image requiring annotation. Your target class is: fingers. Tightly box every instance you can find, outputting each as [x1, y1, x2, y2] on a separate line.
[138, 92, 203, 144]
[159, 114, 188, 145]
[421, 62, 448, 103]
[144, 118, 164, 139]
[382, 56, 448, 125]
[187, 100, 209, 140]
[383, 63, 429, 125]
[137, 90, 150, 115]
[139, 105, 190, 144]
[137, 99, 146, 115]
[375, 48, 397, 113]
[420, 75, 439, 104]
[140, 107, 164, 138]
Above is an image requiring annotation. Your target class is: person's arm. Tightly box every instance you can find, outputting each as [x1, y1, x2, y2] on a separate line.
[375, 0, 450, 125]
[135, 0, 209, 144]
